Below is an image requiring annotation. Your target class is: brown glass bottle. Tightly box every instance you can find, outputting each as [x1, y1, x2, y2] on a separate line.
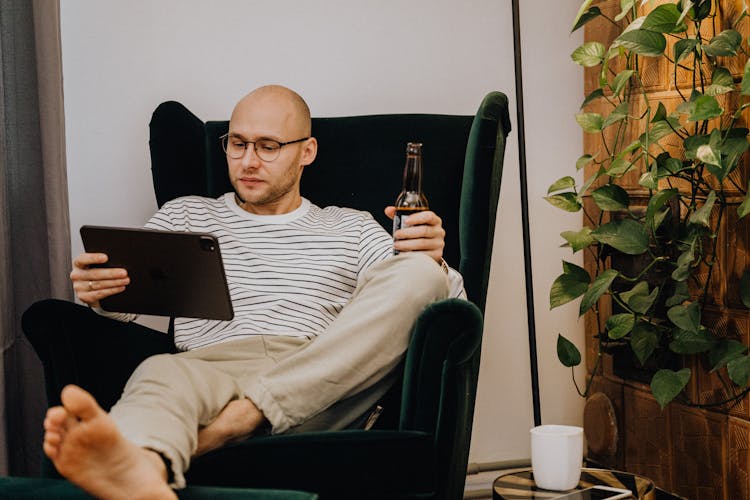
[393, 142, 428, 255]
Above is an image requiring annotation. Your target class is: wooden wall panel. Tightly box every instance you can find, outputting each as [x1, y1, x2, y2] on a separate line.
[669, 405, 727, 499]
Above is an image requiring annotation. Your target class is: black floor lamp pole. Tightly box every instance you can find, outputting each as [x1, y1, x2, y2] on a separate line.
[511, 0, 542, 427]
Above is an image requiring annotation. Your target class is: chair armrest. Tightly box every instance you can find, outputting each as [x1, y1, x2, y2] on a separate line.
[399, 298, 483, 500]
[399, 298, 483, 433]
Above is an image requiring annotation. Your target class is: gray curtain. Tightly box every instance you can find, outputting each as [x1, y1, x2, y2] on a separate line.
[0, 0, 71, 476]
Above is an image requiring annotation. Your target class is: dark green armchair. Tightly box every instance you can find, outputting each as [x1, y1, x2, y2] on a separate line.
[144, 92, 510, 499]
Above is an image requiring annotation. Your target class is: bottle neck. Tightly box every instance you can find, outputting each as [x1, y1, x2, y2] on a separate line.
[402, 154, 423, 193]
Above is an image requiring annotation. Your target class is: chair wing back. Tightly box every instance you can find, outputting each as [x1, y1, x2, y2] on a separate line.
[149, 92, 510, 309]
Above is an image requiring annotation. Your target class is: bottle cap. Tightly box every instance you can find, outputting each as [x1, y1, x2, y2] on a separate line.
[406, 142, 423, 154]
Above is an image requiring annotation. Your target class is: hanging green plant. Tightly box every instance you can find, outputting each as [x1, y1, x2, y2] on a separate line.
[551, 0, 750, 409]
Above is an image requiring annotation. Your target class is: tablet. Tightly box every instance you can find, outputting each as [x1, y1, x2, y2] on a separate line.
[80, 225, 234, 320]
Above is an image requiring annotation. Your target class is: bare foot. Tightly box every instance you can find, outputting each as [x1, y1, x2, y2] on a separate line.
[194, 397, 265, 457]
[43, 385, 177, 500]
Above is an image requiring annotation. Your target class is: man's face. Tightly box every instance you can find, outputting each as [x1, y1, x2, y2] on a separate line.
[227, 92, 315, 215]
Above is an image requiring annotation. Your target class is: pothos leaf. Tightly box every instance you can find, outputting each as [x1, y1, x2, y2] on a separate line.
[650, 368, 691, 409]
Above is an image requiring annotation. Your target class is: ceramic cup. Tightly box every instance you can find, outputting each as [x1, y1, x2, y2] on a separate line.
[530, 424, 584, 491]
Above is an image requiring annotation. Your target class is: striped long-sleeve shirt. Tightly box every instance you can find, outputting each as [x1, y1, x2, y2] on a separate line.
[103, 193, 465, 351]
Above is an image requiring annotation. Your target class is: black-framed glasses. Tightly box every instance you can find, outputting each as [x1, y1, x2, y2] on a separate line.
[220, 133, 309, 162]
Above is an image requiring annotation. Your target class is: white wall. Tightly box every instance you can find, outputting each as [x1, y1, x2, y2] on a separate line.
[60, 0, 584, 465]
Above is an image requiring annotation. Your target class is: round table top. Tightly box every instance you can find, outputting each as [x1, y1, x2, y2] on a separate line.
[492, 468, 655, 499]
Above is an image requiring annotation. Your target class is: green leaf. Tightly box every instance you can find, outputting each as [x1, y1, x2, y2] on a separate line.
[706, 67, 735, 96]
[591, 219, 650, 255]
[667, 301, 701, 333]
[631, 321, 659, 365]
[572, 0, 596, 32]
[617, 140, 642, 157]
[657, 157, 689, 177]
[675, 1, 693, 26]
[610, 70, 635, 97]
[557, 334, 582, 367]
[669, 327, 717, 354]
[629, 285, 659, 314]
[579, 269, 619, 316]
[571, 41, 606, 67]
[688, 190, 716, 227]
[646, 188, 678, 230]
[576, 112, 604, 133]
[684, 133, 710, 160]
[592, 184, 630, 211]
[650, 368, 691, 409]
[696, 144, 721, 168]
[721, 129, 750, 173]
[709, 339, 747, 371]
[703, 29, 743, 57]
[602, 102, 630, 129]
[742, 59, 750, 96]
[671, 246, 695, 282]
[561, 227, 595, 253]
[550, 261, 591, 309]
[607, 158, 634, 177]
[616, 29, 666, 56]
[619, 281, 659, 314]
[728, 355, 750, 386]
[548, 176, 577, 194]
[688, 95, 724, 121]
[576, 154, 595, 171]
[606, 313, 636, 340]
[581, 89, 605, 109]
[674, 38, 699, 63]
[545, 193, 582, 212]
[641, 3, 686, 33]
[651, 102, 668, 123]
[639, 170, 658, 190]
[615, 0, 635, 22]
[741, 269, 750, 308]
[572, 6, 602, 32]
[640, 115, 683, 144]
[693, 0, 712, 21]
[665, 280, 690, 307]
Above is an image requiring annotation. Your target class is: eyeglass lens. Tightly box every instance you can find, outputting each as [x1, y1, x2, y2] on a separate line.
[223, 136, 282, 162]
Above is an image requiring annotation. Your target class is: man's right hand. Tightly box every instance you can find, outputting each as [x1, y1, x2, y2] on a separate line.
[70, 253, 130, 308]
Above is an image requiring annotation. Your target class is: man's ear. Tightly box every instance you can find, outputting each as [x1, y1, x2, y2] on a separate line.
[300, 137, 318, 167]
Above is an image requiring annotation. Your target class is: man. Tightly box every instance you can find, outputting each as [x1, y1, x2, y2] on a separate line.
[38, 85, 465, 499]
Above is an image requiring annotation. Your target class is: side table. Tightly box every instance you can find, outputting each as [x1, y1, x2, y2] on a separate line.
[493, 468, 655, 499]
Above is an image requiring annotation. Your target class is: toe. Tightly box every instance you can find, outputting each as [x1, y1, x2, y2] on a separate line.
[61, 385, 104, 421]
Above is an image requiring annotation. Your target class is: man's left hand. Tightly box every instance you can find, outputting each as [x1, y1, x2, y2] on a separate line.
[385, 206, 445, 263]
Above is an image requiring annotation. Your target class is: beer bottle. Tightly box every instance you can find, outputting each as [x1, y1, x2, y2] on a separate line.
[393, 142, 428, 255]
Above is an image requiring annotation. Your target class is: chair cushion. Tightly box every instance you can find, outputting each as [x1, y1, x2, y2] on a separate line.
[186, 430, 436, 500]
[0, 476, 318, 499]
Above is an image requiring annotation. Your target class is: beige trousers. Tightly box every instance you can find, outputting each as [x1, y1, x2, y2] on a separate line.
[109, 253, 449, 487]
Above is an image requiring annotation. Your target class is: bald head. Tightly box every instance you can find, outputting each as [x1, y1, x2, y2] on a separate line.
[232, 85, 311, 137]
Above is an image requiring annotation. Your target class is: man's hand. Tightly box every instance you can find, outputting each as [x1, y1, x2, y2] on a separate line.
[384, 206, 445, 263]
[70, 253, 130, 308]
[194, 398, 266, 457]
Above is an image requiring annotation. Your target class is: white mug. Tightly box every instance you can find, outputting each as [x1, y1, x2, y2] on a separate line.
[530, 424, 583, 491]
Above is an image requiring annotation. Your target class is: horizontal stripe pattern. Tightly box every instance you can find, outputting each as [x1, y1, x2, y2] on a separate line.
[145, 194, 394, 350]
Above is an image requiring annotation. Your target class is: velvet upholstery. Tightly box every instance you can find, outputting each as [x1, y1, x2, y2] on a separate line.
[145, 92, 510, 499]
[0, 477, 318, 499]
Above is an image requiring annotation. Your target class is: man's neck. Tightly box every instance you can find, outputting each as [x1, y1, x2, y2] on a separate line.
[234, 194, 303, 215]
